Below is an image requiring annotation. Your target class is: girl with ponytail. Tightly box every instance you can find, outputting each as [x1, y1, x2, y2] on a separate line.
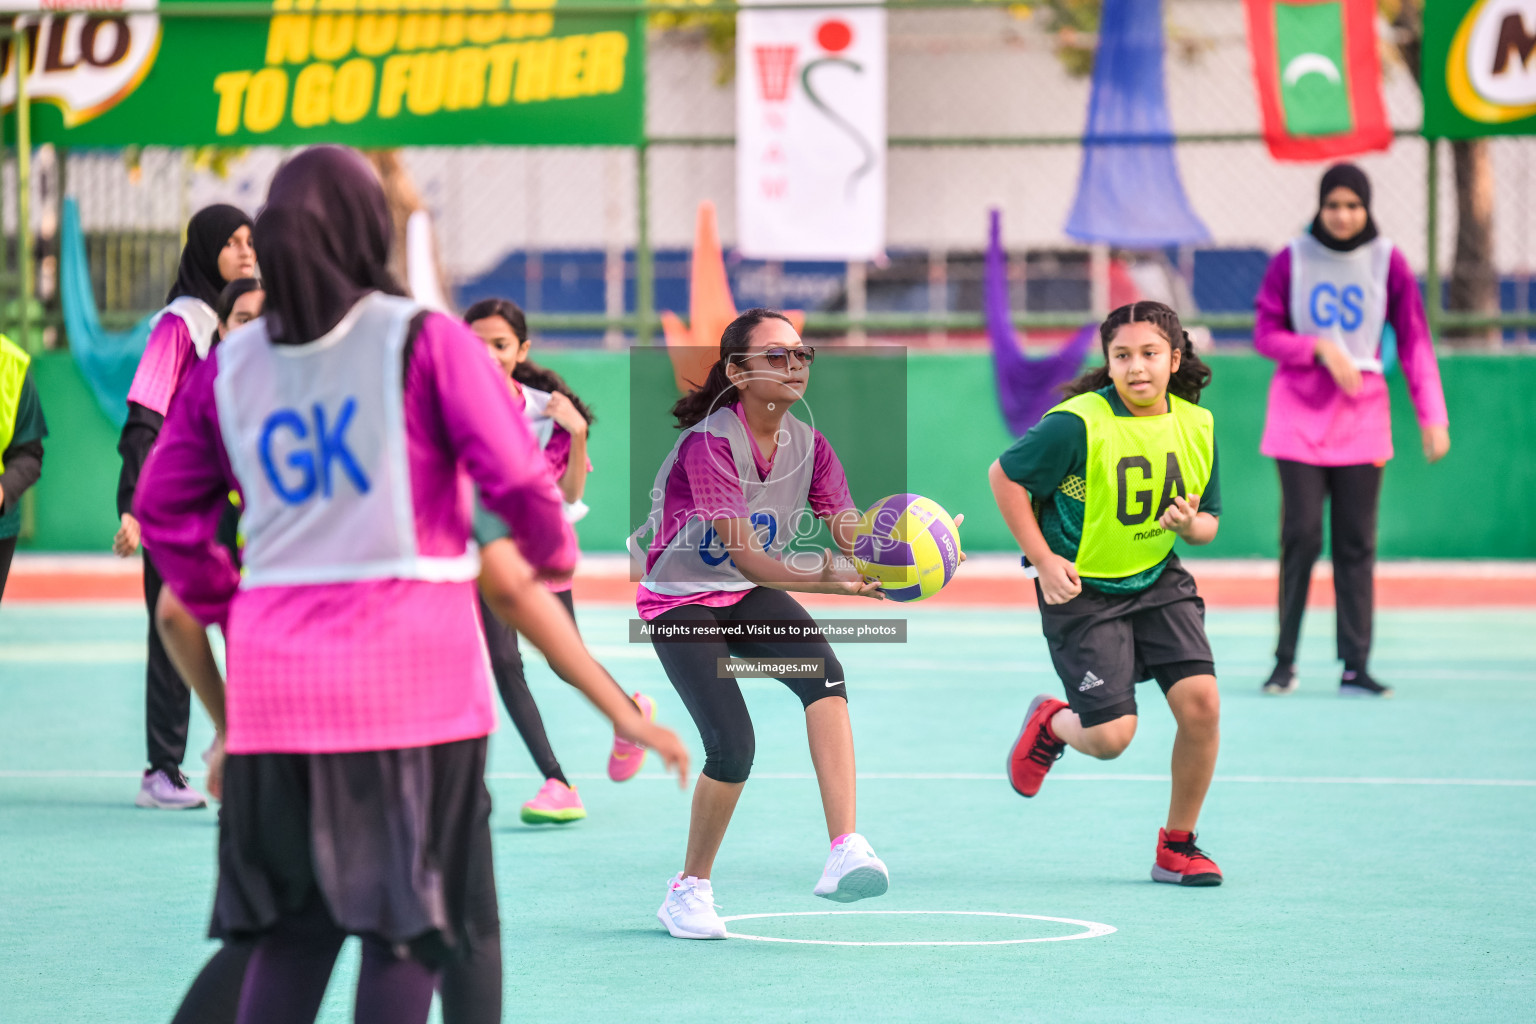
[465, 297, 596, 508]
[991, 300, 1228, 888]
[632, 308, 894, 941]
[465, 298, 653, 826]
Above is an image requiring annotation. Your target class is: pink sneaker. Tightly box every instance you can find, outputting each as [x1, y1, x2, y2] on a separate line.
[608, 692, 655, 782]
[519, 778, 586, 825]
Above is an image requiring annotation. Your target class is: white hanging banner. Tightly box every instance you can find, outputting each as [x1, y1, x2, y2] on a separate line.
[736, 0, 886, 261]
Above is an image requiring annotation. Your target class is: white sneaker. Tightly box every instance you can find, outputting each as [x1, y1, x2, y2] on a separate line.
[813, 833, 889, 903]
[135, 768, 207, 810]
[657, 873, 728, 939]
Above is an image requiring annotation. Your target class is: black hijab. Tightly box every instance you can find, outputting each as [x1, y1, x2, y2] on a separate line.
[166, 204, 252, 307]
[1309, 163, 1380, 252]
[254, 146, 404, 345]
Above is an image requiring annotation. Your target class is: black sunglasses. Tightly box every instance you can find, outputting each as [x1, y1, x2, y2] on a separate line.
[736, 345, 816, 369]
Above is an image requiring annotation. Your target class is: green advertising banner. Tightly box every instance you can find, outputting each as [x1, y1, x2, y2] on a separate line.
[1, 0, 644, 146]
[1423, 0, 1536, 138]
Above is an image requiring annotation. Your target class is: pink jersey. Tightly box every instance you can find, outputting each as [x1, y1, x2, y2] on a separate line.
[542, 424, 593, 480]
[636, 402, 855, 620]
[135, 311, 576, 755]
[126, 314, 198, 416]
[1254, 245, 1448, 466]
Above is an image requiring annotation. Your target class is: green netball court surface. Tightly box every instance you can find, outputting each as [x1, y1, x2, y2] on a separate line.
[2, 601, 1533, 1023]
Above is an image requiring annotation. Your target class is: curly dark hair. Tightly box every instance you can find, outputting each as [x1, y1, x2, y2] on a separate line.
[1063, 300, 1213, 405]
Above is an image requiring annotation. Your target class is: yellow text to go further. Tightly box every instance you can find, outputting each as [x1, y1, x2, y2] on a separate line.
[212, 31, 627, 134]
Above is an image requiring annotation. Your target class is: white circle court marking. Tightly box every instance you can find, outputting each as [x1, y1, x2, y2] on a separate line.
[719, 910, 1116, 946]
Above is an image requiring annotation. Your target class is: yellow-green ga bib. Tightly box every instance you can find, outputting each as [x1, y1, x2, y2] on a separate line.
[1047, 391, 1214, 579]
[0, 334, 30, 476]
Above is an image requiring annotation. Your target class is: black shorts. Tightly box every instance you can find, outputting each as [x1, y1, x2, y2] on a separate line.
[1036, 556, 1215, 728]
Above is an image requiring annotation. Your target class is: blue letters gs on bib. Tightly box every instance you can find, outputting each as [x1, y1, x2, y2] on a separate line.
[259, 399, 371, 504]
[1308, 282, 1365, 332]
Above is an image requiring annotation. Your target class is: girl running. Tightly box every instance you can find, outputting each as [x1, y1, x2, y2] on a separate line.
[464, 297, 654, 825]
[115, 202, 254, 810]
[991, 300, 1226, 887]
[133, 146, 683, 1024]
[631, 307, 890, 940]
[1254, 163, 1450, 697]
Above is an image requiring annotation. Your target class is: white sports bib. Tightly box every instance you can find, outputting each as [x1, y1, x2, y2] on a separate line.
[521, 385, 558, 449]
[155, 296, 220, 360]
[1288, 233, 1393, 373]
[629, 406, 816, 597]
[521, 384, 587, 523]
[214, 292, 479, 588]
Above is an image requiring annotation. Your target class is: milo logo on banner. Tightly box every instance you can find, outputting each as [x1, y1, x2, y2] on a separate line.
[0, 1, 162, 127]
[1, 0, 643, 147]
[1444, 0, 1536, 125]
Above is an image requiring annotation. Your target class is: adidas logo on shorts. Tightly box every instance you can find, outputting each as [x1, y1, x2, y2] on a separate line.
[1078, 671, 1104, 692]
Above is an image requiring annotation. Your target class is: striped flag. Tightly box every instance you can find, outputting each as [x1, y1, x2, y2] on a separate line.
[1245, 0, 1393, 161]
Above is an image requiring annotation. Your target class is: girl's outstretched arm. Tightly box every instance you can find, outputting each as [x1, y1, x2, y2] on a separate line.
[154, 586, 228, 798]
[478, 539, 691, 786]
[156, 587, 225, 733]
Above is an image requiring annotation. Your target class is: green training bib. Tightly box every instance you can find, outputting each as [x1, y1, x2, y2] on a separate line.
[0, 334, 30, 476]
[1047, 390, 1214, 579]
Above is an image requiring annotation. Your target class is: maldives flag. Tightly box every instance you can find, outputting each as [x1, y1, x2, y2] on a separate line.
[1245, 0, 1393, 161]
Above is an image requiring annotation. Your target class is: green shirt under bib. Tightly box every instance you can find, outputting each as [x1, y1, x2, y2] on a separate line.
[998, 386, 1221, 595]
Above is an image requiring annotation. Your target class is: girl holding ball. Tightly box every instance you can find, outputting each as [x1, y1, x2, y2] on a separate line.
[632, 308, 894, 940]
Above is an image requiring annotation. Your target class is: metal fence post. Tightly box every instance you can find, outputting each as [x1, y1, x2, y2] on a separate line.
[1425, 135, 1441, 343]
[16, 27, 32, 354]
[635, 136, 653, 346]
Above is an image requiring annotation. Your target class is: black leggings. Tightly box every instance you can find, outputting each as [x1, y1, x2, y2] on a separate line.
[651, 588, 846, 785]
[231, 899, 435, 1024]
[1275, 459, 1383, 671]
[0, 535, 15, 606]
[477, 589, 576, 787]
[143, 550, 192, 774]
[170, 821, 503, 1024]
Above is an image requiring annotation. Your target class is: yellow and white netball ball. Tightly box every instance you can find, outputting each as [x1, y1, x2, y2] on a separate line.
[850, 494, 962, 603]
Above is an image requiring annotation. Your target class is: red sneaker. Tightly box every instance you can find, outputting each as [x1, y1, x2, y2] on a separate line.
[1151, 828, 1223, 886]
[1006, 695, 1068, 798]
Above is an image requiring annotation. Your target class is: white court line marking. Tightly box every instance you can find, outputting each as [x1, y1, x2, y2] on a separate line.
[0, 643, 148, 663]
[1, 770, 1533, 787]
[719, 910, 1115, 946]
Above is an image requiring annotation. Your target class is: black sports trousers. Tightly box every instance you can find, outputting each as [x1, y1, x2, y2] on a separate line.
[1275, 459, 1383, 671]
[477, 589, 575, 787]
[143, 549, 192, 774]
